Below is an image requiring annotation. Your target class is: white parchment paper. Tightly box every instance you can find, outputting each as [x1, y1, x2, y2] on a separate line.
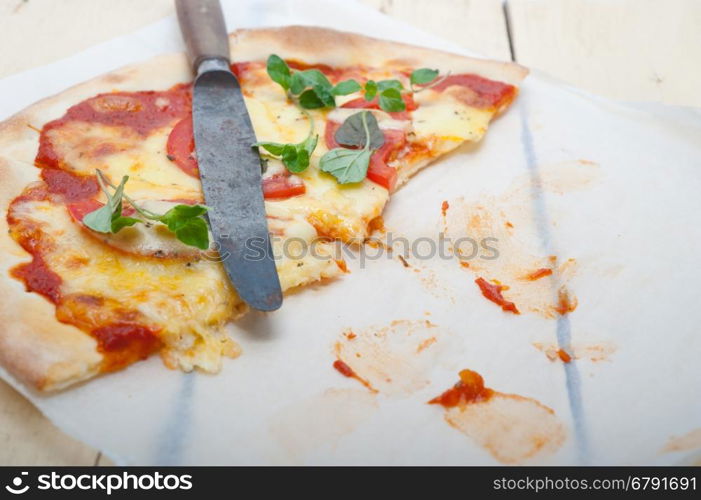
[1, 0, 700, 465]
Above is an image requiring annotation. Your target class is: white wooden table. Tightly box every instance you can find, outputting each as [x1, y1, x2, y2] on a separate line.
[0, 0, 699, 466]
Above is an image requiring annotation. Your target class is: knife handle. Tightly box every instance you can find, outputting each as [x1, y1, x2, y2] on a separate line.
[175, 0, 230, 71]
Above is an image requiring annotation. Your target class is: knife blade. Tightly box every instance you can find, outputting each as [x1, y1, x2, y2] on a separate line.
[175, 0, 282, 311]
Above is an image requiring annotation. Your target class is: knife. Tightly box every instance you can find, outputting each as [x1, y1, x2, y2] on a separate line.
[175, 0, 282, 311]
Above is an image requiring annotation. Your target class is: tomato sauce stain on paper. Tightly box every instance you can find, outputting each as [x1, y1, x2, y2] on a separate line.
[269, 388, 379, 462]
[661, 428, 701, 453]
[333, 320, 445, 397]
[430, 369, 566, 464]
[533, 342, 616, 362]
[440, 160, 598, 317]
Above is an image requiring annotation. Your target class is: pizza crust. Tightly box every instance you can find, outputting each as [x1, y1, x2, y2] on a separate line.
[0, 157, 103, 391]
[0, 26, 527, 391]
[229, 26, 528, 85]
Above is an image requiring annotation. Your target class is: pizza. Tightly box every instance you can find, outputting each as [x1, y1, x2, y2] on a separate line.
[0, 26, 527, 391]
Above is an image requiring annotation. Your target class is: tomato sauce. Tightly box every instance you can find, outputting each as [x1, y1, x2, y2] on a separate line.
[475, 277, 520, 314]
[557, 349, 572, 363]
[429, 369, 494, 407]
[333, 359, 356, 377]
[92, 323, 162, 372]
[10, 255, 63, 304]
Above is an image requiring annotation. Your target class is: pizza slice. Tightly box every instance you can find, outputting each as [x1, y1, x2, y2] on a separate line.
[0, 26, 527, 391]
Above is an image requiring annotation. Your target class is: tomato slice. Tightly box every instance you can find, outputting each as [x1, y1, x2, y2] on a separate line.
[424, 74, 516, 109]
[166, 117, 199, 178]
[367, 129, 405, 191]
[67, 198, 137, 223]
[67, 198, 104, 222]
[263, 174, 306, 199]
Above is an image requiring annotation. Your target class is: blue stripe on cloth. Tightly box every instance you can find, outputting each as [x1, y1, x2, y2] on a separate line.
[518, 101, 590, 463]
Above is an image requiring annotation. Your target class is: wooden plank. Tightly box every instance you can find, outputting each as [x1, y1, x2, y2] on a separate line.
[359, 0, 512, 60]
[0, 380, 98, 465]
[506, 0, 701, 106]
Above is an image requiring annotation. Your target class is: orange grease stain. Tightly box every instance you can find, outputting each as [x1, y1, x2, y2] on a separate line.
[441, 200, 450, 216]
[556, 288, 577, 315]
[522, 268, 553, 281]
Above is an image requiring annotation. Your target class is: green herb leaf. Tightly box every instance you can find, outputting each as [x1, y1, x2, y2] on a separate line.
[290, 70, 336, 108]
[364, 80, 378, 101]
[298, 89, 326, 109]
[377, 79, 404, 92]
[255, 142, 287, 157]
[334, 111, 384, 149]
[111, 215, 141, 233]
[83, 175, 130, 233]
[378, 88, 406, 112]
[255, 130, 318, 174]
[266, 54, 292, 92]
[410, 68, 439, 86]
[287, 134, 318, 173]
[82, 203, 114, 233]
[320, 111, 384, 184]
[84, 171, 211, 250]
[319, 148, 372, 184]
[157, 204, 211, 249]
[172, 217, 210, 250]
[160, 204, 209, 223]
[332, 79, 362, 96]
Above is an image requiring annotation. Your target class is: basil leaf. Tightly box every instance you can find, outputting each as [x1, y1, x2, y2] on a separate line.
[83, 175, 130, 233]
[173, 217, 210, 250]
[333, 79, 361, 96]
[111, 215, 141, 233]
[411, 68, 439, 85]
[286, 148, 309, 173]
[290, 70, 336, 108]
[286, 134, 318, 173]
[255, 132, 318, 174]
[298, 89, 325, 109]
[334, 111, 384, 149]
[364, 80, 378, 101]
[255, 142, 287, 156]
[378, 88, 406, 112]
[82, 203, 114, 233]
[158, 204, 209, 232]
[319, 148, 372, 184]
[301, 133, 319, 155]
[377, 79, 404, 92]
[164, 204, 209, 220]
[266, 54, 292, 91]
[290, 70, 332, 94]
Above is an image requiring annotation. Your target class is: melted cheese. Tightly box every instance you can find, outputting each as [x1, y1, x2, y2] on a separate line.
[412, 90, 492, 148]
